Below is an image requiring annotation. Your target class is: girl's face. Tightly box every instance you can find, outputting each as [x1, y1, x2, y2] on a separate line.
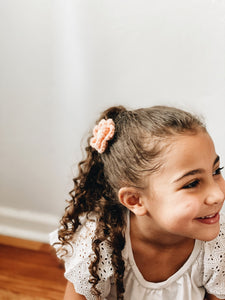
[142, 131, 225, 242]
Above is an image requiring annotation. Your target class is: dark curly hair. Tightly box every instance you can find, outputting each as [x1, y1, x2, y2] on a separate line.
[55, 105, 206, 299]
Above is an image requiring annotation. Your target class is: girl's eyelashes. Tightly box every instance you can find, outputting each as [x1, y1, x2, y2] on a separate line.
[182, 167, 224, 189]
[213, 166, 224, 176]
[182, 179, 200, 189]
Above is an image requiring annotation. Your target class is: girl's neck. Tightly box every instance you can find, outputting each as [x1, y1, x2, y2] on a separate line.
[129, 213, 195, 282]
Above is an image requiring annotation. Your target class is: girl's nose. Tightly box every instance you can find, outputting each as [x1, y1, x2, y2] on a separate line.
[205, 181, 225, 206]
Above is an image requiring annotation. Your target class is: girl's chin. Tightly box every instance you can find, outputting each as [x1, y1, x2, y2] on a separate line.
[196, 227, 220, 242]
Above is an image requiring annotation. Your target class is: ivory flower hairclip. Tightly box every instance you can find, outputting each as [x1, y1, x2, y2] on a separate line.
[90, 118, 115, 153]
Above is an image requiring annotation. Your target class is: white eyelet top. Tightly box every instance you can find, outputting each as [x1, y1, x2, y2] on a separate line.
[50, 212, 225, 300]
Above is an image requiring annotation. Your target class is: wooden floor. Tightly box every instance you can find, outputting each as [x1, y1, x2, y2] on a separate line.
[0, 235, 67, 300]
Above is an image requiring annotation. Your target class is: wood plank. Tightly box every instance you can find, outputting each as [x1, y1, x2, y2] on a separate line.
[0, 289, 49, 300]
[0, 235, 50, 251]
[0, 235, 67, 299]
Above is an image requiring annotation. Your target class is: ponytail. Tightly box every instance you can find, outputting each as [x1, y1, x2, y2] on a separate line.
[57, 106, 128, 299]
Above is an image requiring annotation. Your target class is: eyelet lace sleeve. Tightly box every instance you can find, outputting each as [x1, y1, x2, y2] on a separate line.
[49, 213, 114, 300]
[203, 214, 225, 299]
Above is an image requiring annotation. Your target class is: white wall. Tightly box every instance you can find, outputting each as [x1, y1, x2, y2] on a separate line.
[1, 0, 225, 242]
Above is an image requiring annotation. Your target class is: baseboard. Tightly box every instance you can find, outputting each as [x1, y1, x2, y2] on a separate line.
[0, 206, 60, 243]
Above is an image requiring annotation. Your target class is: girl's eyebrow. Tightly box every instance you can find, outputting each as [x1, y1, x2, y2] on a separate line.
[173, 155, 220, 183]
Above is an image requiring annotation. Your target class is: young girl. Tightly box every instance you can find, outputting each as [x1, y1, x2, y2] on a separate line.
[50, 105, 225, 300]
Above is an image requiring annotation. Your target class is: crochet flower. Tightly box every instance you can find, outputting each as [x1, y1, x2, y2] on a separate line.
[90, 119, 115, 153]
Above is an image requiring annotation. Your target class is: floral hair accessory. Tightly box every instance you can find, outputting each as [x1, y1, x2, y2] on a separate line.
[90, 118, 115, 153]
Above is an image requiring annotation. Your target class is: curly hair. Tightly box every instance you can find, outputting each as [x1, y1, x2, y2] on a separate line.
[56, 105, 206, 299]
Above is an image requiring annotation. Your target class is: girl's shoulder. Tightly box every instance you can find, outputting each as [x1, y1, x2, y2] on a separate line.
[201, 212, 225, 298]
[49, 212, 114, 299]
[50, 212, 97, 259]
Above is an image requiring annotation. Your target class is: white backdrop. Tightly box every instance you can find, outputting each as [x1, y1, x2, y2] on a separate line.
[1, 0, 225, 241]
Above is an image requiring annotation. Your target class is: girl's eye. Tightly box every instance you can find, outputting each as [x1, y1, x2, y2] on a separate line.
[182, 180, 200, 189]
[213, 167, 224, 176]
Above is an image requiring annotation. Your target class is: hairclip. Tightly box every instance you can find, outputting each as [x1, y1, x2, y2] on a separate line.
[90, 119, 115, 153]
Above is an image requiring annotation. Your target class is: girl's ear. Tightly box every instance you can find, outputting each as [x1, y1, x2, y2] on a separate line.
[118, 187, 147, 216]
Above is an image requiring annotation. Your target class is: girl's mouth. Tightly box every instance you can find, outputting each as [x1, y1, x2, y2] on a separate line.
[196, 212, 220, 224]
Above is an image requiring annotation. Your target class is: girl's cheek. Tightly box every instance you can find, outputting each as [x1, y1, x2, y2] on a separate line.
[187, 201, 201, 215]
[177, 198, 200, 217]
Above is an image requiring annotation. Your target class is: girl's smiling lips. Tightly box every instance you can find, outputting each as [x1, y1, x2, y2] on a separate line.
[196, 212, 220, 224]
